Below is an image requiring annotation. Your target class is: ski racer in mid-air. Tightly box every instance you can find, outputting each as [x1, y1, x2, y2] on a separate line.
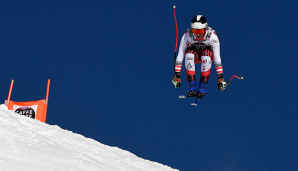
[172, 15, 228, 101]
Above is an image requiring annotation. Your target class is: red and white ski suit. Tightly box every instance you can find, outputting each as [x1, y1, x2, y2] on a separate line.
[174, 27, 223, 82]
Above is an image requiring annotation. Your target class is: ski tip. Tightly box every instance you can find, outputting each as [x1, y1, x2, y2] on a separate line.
[191, 103, 198, 106]
[179, 95, 186, 99]
[191, 99, 200, 106]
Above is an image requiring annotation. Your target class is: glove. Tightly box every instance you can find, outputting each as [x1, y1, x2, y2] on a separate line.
[217, 75, 227, 91]
[172, 75, 181, 88]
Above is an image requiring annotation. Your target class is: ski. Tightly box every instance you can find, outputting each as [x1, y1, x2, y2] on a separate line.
[191, 92, 207, 106]
[179, 95, 187, 98]
[191, 98, 200, 106]
[179, 94, 197, 99]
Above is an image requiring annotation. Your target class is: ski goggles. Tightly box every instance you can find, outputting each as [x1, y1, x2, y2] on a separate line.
[192, 28, 205, 35]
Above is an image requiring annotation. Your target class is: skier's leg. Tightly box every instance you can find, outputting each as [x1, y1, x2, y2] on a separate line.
[191, 49, 214, 105]
[185, 53, 196, 96]
[185, 48, 199, 96]
[198, 49, 213, 94]
[185, 53, 196, 81]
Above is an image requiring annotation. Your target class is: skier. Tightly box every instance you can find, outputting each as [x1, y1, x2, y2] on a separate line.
[172, 15, 227, 100]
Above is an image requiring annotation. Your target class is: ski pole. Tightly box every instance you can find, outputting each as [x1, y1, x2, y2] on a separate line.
[227, 75, 243, 85]
[173, 5, 178, 72]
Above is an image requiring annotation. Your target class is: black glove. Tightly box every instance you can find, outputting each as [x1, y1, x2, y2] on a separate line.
[172, 74, 181, 88]
[217, 75, 227, 91]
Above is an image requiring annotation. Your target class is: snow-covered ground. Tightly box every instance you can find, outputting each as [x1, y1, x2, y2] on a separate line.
[0, 104, 178, 171]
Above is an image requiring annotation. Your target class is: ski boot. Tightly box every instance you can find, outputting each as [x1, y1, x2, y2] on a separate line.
[191, 81, 207, 106]
[187, 81, 197, 97]
[197, 81, 207, 98]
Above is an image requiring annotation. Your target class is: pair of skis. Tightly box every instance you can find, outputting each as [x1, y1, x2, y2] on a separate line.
[179, 93, 206, 106]
[179, 75, 243, 106]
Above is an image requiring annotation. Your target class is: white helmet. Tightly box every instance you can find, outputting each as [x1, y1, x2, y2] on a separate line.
[191, 15, 208, 29]
[190, 15, 208, 40]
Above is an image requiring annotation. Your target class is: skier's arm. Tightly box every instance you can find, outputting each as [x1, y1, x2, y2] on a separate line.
[174, 32, 188, 77]
[211, 32, 227, 90]
[211, 33, 223, 76]
[172, 32, 188, 88]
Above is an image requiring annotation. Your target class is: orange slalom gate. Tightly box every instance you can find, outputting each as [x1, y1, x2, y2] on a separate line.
[4, 79, 50, 123]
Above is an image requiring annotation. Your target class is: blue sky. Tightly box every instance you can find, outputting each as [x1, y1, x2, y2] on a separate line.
[1, 0, 297, 170]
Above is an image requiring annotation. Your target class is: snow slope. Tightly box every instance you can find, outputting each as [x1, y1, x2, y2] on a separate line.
[0, 105, 178, 171]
